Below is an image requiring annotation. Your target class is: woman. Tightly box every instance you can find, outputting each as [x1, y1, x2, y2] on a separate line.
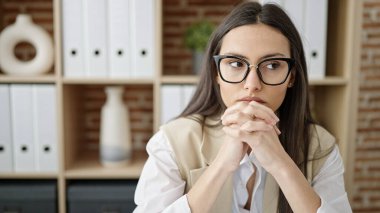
[134, 2, 352, 213]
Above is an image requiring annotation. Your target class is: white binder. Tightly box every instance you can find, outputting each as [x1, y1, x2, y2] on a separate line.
[130, 0, 155, 77]
[161, 85, 182, 125]
[182, 85, 196, 110]
[260, 0, 327, 79]
[83, 0, 108, 77]
[0, 84, 13, 172]
[33, 85, 58, 172]
[283, 0, 304, 35]
[10, 84, 36, 172]
[304, 0, 328, 79]
[62, 0, 85, 77]
[108, 0, 131, 77]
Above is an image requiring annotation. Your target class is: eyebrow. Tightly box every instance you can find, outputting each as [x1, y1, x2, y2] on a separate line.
[221, 52, 287, 62]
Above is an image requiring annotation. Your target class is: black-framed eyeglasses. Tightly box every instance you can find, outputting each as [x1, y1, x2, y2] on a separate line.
[213, 55, 295, 86]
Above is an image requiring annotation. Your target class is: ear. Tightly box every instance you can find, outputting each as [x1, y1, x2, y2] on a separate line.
[287, 72, 295, 88]
[216, 75, 221, 85]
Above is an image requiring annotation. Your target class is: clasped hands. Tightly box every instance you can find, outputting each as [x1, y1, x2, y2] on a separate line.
[218, 101, 289, 175]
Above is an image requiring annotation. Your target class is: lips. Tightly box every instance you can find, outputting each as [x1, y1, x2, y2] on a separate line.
[238, 96, 265, 104]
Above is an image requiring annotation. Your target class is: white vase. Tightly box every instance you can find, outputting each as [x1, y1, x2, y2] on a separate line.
[0, 14, 54, 75]
[100, 86, 132, 167]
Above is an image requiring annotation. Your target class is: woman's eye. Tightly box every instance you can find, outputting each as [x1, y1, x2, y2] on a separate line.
[266, 62, 280, 70]
[229, 61, 244, 68]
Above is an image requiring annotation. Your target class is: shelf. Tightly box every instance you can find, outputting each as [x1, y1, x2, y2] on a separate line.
[65, 151, 147, 179]
[0, 74, 57, 83]
[161, 75, 347, 86]
[0, 172, 58, 179]
[161, 75, 199, 84]
[309, 76, 348, 86]
[62, 77, 155, 85]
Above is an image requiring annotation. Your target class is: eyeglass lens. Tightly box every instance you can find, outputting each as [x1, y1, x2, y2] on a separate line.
[219, 57, 291, 84]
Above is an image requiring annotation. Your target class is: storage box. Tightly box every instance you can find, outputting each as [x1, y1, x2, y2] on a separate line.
[0, 180, 57, 213]
[67, 180, 137, 213]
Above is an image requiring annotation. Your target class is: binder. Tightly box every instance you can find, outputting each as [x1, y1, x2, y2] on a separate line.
[33, 85, 58, 172]
[62, 0, 85, 77]
[83, 0, 108, 77]
[10, 84, 36, 172]
[182, 85, 196, 110]
[283, 0, 304, 35]
[260, 0, 304, 35]
[108, 0, 131, 77]
[260, 0, 327, 79]
[304, 0, 328, 79]
[130, 0, 155, 77]
[161, 85, 182, 125]
[0, 84, 13, 172]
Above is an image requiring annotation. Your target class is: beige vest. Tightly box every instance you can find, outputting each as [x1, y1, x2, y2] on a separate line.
[161, 115, 335, 213]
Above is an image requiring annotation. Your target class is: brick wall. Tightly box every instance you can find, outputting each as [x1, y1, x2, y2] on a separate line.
[163, 0, 241, 75]
[353, 1, 380, 212]
[1, 0, 380, 211]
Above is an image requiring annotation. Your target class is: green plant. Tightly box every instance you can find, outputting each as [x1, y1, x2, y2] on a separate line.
[184, 20, 215, 52]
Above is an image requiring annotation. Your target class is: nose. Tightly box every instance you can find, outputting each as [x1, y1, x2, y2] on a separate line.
[243, 68, 262, 92]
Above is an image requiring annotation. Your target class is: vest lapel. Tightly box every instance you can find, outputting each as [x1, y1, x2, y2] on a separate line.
[200, 124, 224, 166]
[263, 173, 279, 213]
[164, 116, 334, 213]
[194, 117, 234, 212]
[198, 116, 280, 213]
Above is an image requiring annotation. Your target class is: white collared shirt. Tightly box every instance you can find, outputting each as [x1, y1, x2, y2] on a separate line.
[134, 130, 352, 213]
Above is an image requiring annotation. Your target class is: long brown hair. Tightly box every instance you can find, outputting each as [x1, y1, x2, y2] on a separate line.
[179, 2, 314, 212]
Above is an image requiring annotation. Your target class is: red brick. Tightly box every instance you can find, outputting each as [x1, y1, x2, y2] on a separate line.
[362, 43, 380, 49]
[163, 31, 183, 38]
[355, 154, 380, 161]
[364, 2, 380, 7]
[164, 8, 198, 17]
[353, 207, 380, 212]
[369, 196, 380, 202]
[188, 0, 241, 6]
[204, 8, 230, 17]
[363, 22, 380, 28]
[163, 0, 181, 6]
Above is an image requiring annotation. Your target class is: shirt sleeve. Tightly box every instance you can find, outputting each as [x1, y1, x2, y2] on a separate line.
[134, 130, 191, 213]
[312, 145, 353, 213]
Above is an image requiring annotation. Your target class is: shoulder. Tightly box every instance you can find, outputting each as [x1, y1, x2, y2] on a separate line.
[146, 130, 171, 153]
[161, 115, 202, 130]
[160, 115, 204, 139]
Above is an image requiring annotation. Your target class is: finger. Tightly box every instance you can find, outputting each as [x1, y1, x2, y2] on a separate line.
[223, 122, 272, 140]
[222, 102, 249, 119]
[242, 104, 278, 125]
[222, 111, 252, 126]
[222, 102, 278, 126]
[223, 126, 265, 148]
[274, 125, 281, 135]
[223, 125, 241, 138]
[240, 120, 273, 132]
[249, 101, 279, 123]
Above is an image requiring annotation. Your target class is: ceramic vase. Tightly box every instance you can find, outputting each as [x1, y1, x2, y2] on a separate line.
[100, 86, 132, 167]
[0, 14, 54, 75]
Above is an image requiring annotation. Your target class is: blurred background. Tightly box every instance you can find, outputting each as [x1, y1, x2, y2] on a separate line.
[0, 0, 378, 212]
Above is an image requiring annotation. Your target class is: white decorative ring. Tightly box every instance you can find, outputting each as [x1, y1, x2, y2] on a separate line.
[0, 14, 54, 76]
